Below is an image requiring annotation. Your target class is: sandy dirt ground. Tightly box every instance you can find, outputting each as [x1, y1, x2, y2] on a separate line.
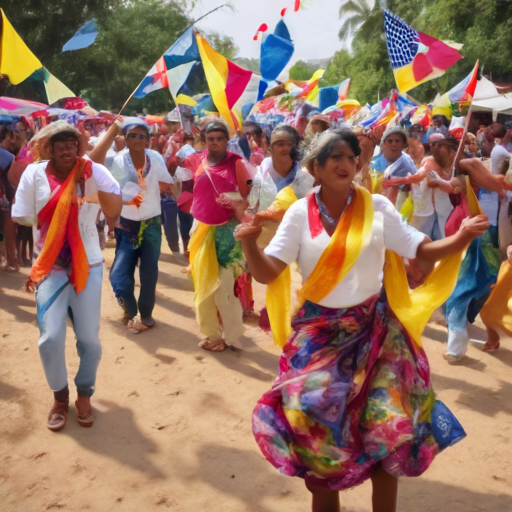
[1, 240, 512, 512]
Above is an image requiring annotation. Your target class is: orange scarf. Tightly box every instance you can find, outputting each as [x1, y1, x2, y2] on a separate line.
[29, 158, 91, 293]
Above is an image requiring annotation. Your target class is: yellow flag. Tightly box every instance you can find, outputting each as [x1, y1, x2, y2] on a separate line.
[44, 71, 75, 104]
[0, 9, 42, 85]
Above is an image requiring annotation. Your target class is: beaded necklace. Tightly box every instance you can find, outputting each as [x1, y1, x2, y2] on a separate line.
[315, 187, 354, 228]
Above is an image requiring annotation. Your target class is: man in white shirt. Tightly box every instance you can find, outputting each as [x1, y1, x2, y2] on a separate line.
[109, 119, 175, 333]
[12, 123, 122, 431]
[380, 126, 417, 210]
[489, 126, 512, 259]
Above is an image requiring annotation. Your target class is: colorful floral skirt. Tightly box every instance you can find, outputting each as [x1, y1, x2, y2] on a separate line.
[252, 293, 465, 491]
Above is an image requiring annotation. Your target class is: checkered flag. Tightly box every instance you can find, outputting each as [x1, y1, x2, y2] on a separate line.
[383, 10, 420, 70]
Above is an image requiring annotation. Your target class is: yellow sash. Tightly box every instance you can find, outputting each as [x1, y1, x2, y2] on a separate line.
[371, 172, 384, 195]
[265, 186, 298, 347]
[400, 195, 414, 223]
[189, 222, 219, 313]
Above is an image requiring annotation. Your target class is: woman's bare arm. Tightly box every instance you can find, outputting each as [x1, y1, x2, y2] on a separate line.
[460, 158, 509, 193]
[416, 214, 489, 262]
[236, 160, 252, 199]
[240, 237, 288, 284]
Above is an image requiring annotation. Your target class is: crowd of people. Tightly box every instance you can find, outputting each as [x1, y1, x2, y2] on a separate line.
[2, 103, 512, 512]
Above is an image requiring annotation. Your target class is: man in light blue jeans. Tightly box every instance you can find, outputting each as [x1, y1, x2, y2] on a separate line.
[12, 124, 122, 431]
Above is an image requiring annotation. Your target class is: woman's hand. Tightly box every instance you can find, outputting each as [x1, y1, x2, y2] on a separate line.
[417, 214, 489, 262]
[405, 258, 435, 289]
[254, 205, 286, 223]
[356, 134, 376, 171]
[216, 194, 248, 223]
[507, 245, 512, 265]
[382, 176, 407, 188]
[496, 173, 512, 192]
[460, 214, 489, 239]
[234, 222, 262, 241]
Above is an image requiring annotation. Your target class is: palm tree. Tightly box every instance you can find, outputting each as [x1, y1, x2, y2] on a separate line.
[338, 0, 383, 48]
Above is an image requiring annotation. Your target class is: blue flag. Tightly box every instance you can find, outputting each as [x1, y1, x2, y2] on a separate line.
[134, 27, 202, 100]
[62, 19, 98, 52]
[260, 20, 294, 82]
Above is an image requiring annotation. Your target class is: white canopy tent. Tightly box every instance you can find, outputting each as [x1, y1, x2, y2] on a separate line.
[472, 77, 512, 119]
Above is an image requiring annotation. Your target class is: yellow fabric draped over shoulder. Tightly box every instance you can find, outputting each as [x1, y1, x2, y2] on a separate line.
[272, 186, 298, 211]
[189, 222, 219, 312]
[265, 186, 298, 348]
[383, 175, 482, 351]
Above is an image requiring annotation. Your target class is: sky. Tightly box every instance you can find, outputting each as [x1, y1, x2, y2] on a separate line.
[190, 0, 345, 65]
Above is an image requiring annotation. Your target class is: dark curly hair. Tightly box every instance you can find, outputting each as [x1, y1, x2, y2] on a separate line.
[204, 120, 229, 140]
[271, 124, 304, 163]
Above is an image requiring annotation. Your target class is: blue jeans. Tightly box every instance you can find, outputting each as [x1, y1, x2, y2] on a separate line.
[110, 220, 161, 320]
[161, 197, 194, 252]
[36, 265, 103, 397]
[410, 213, 443, 241]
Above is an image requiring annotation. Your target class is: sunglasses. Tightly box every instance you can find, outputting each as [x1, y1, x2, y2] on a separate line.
[54, 142, 78, 151]
[127, 133, 148, 140]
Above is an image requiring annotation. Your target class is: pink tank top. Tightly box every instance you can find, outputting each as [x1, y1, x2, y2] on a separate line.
[192, 152, 241, 225]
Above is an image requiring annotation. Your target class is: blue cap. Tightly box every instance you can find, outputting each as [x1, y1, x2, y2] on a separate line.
[122, 117, 149, 134]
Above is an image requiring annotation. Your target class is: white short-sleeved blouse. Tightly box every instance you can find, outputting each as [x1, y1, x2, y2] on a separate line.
[12, 160, 121, 266]
[264, 194, 426, 308]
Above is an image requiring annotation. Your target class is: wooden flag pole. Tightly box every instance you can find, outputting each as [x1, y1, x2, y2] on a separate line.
[453, 106, 473, 177]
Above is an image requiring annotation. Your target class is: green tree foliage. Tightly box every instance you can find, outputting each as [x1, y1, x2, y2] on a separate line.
[326, 0, 512, 106]
[1, 0, 238, 113]
[289, 60, 317, 81]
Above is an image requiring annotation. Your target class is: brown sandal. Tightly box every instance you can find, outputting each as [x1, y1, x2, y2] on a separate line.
[483, 340, 500, 352]
[199, 338, 228, 352]
[127, 316, 156, 334]
[75, 400, 95, 428]
[198, 339, 242, 353]
[47, 400, 69, 432]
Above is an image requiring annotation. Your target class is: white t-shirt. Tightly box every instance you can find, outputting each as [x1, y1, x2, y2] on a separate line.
[264, 194, 426, 308]
[477, 150, 507, 227]
[111, 149, 173, 221]
[12, 160, 120, 266]
[491, 144, 512, 175]
[411, 180, 435, 217]
[254, 157, 315, 211]
[104, 147, 127, 171]
[412, 181, 453, 220]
